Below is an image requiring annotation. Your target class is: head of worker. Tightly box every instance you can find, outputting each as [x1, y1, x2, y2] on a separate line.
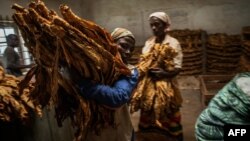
[149, 12, 171, 40]
[111, 28, 135, 64]
[6, 34, 20, 48]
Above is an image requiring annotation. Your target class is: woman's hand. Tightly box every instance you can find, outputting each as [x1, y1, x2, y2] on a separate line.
[148, 68, 166, 78]
[148, 68, 180, 79]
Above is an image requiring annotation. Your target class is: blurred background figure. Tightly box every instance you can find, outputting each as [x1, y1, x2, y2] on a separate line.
[3, 34, 33, 77]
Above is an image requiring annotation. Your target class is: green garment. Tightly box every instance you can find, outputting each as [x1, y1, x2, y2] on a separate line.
[195, 72, 250, 141]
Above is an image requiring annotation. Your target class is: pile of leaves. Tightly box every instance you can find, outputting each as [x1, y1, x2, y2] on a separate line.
[12, 0, 130, 140]
[0, 66, 42, 123]
[130, 43, 178, 127]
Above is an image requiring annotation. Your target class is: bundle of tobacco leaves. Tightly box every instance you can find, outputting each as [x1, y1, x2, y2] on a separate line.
[130, 43, 178, 127]
[11, 0, 130, 140]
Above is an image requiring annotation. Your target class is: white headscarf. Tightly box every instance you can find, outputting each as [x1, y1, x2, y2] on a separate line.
[149, 12, 171, 25]
[149, 12, 171, 31]
[111, 28, 135, 41]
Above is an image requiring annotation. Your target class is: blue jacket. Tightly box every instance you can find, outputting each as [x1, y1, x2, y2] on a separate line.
[78, 68, 139, 108]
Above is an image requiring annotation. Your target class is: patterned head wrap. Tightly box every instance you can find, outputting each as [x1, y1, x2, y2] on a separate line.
[111, 28, 135, 41]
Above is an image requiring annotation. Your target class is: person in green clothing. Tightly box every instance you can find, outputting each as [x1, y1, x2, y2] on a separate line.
[195, 71, 250, 141]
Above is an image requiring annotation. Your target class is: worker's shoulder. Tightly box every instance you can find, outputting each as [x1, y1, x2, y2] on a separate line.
[145, 36, 155, 43]
[235, 72, 250, 82]
[3, 47, 14, 54]
[235, 72, 250, 96]
[167, 35, 180, 44]
[4, 46, 12, 50]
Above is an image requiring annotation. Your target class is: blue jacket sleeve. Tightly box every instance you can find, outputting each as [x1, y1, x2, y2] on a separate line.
[79, 68, 139, 108]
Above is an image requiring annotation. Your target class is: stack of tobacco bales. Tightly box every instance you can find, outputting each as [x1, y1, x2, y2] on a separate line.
[240, 26, 250, 71]
[206, 33, 241, 74]
[169, 29, 204, 75]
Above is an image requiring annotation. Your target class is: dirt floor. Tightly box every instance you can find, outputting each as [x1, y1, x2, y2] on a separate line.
[131, 76, 203, 141]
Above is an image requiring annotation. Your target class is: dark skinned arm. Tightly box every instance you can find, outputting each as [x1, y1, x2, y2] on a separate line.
[8, 64, 34, 70]
[149, 68, 181, 78]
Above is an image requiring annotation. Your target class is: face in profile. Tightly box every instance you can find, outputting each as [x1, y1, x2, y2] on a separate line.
[149, 16, 168, 37]
[115, 36, 135, 62]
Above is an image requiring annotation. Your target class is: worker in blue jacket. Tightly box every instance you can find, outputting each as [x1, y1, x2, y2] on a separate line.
[78, 28, 138, 141]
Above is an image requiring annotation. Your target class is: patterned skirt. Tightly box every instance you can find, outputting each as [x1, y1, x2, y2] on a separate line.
[138, 106, 183, 137]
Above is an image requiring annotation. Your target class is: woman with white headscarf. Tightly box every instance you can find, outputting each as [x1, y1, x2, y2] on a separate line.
[138, 12, 183, 141]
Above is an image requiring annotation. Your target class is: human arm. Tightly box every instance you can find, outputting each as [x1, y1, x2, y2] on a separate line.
[9, 64, 34, 70]
[78, 68, 139, 108]
[148, 67, 181, 78]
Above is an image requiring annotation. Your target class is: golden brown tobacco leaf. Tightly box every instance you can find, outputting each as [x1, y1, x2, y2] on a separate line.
[12, 1, 130, 141]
